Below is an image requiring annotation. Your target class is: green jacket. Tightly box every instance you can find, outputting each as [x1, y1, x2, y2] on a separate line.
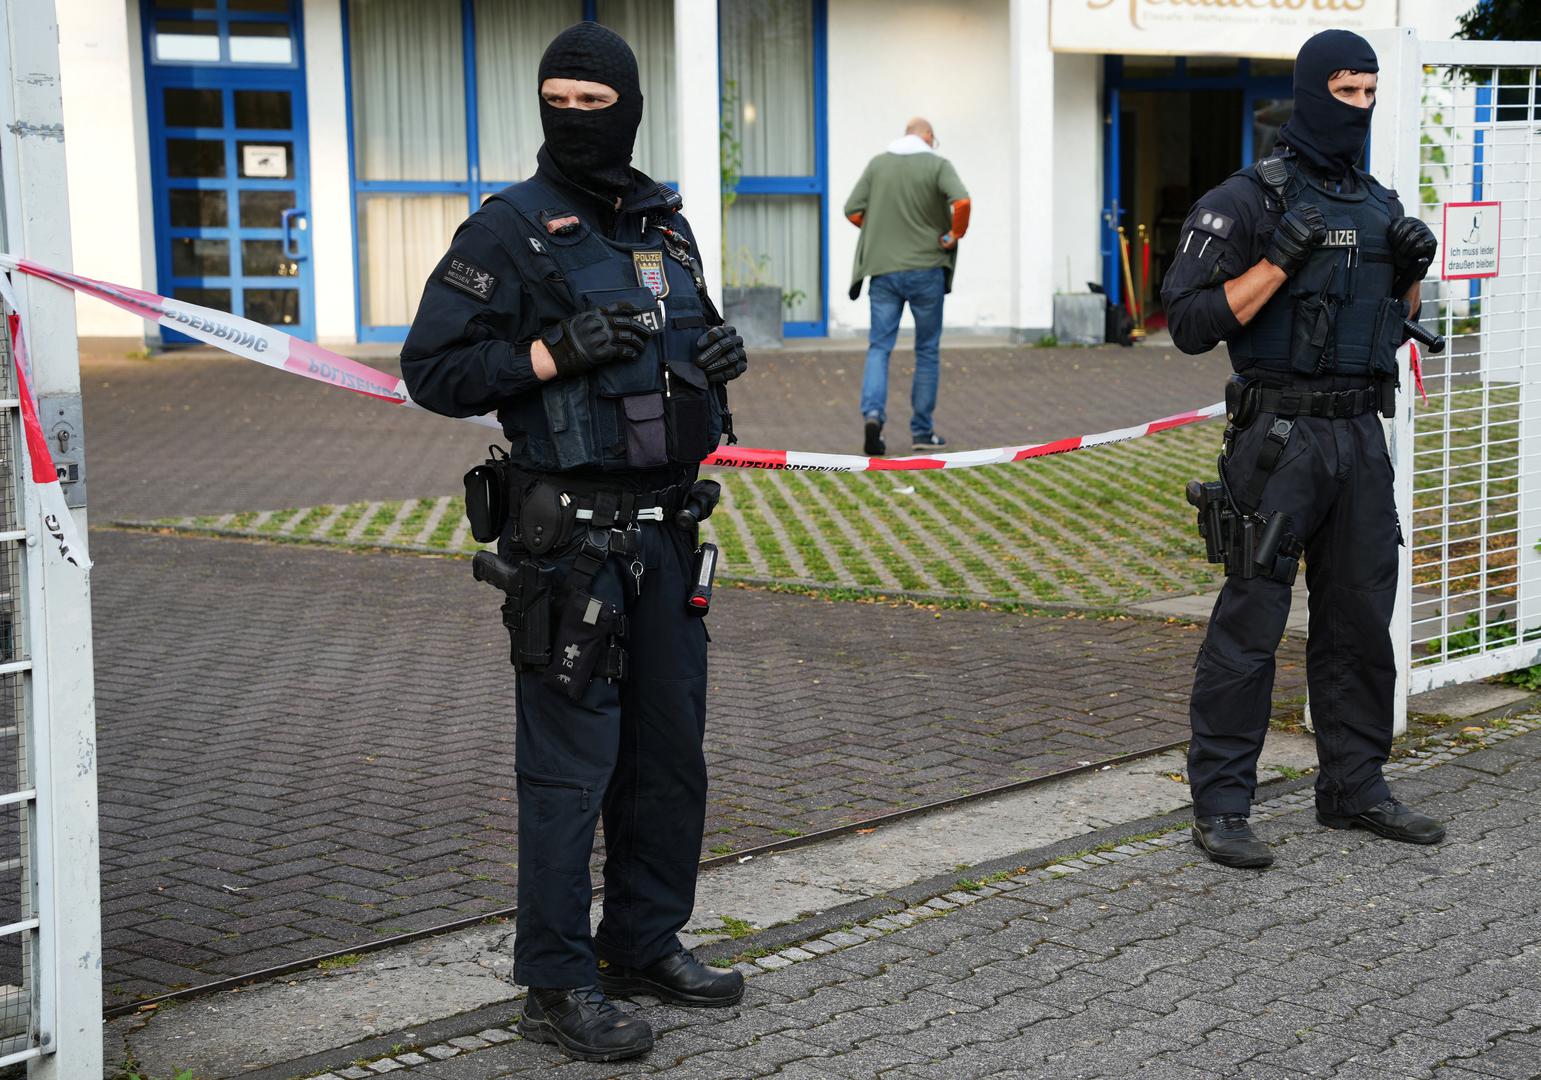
[844, 135, 970, 300]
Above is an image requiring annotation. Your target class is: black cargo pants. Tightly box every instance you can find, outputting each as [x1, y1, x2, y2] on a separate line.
[502, 517, 709, 989]
[1189, 378, 1399, 819]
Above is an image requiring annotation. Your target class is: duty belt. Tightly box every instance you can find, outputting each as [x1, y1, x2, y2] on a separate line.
[557, 484, 689, 528]
[1258, 386, 1378, 419]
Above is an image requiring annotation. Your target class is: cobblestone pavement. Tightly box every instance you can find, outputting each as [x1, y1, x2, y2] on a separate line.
[81, 341, 1229, 520]
[92, 528, 1306, 1004]
[309, 722, 1541, 1080]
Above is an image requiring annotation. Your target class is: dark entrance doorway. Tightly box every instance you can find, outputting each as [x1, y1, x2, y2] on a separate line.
[1101, 57, 1293, 321]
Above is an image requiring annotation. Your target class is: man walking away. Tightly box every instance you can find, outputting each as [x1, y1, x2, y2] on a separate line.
[845, 117, 970, 454]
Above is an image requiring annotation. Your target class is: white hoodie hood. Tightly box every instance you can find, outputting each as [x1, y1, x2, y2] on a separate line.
[885, 133, 935, 156]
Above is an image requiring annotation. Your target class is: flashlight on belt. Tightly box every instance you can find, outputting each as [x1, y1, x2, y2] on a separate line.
[687, 542, 718, 616]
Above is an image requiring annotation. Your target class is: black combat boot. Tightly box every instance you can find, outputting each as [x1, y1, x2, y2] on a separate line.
[516, 985, 653, 1062]
[1192, 813, 1274, 869]
[598, 946, 745, 1007]
[1317, 796, 1446, 844]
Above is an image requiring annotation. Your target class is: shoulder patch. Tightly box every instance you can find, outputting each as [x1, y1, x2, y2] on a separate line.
[443, 257, 497, 303]
[1192, 208, 1235, 240]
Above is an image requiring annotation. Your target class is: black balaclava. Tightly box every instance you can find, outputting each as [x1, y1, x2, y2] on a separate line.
[1276, 29, 1378, 176]
[537, 23, 643, 197]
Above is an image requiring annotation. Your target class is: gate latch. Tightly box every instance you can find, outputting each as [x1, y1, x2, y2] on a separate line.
[38, 393, 86, 509]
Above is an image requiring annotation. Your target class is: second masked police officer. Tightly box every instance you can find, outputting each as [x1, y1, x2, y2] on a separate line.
[401, 23, 749, 1063]
[1163, 30, 1445, 870]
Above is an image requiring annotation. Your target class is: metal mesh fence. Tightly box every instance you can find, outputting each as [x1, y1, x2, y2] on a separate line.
[0, 305, 33, 1064]
[1408, 62, 1541, 690]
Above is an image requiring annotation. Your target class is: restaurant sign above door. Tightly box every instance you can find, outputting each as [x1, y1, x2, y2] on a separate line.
[1050, 0, 1399, 58]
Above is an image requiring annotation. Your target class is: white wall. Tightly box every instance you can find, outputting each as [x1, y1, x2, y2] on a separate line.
[1051, 52, 1101, 299]
[59, 0, 153, 339]
[304, 0, 356, 344]
[825, 0, 1014, 336]
[1397, 0, 1473, 41]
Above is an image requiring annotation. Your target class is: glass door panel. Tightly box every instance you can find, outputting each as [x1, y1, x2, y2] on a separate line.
[146, 0, 313, 340]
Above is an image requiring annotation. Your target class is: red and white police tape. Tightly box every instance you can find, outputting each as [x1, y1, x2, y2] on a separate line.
[0, 255, 1227, 484]
[0, 270, 91, 570]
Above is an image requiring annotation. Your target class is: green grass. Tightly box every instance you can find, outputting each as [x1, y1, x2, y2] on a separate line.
[317, 953, 365, 971]
[718, 915, 756, 940]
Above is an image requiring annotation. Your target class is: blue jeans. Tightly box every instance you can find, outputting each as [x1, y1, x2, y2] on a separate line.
[860, 268, 946, 439]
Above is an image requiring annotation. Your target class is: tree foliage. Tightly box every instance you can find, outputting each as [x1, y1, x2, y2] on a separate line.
[1455, 0, 1541, 41]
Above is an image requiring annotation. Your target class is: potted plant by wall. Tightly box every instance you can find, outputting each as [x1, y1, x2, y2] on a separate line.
[719, 78, 782, 348]
[722, 248, 784, 349]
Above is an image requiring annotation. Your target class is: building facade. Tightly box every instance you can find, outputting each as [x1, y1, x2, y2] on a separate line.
[59, 0, 1470, 347]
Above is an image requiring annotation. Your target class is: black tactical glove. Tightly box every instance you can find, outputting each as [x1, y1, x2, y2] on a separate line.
[1264, 205, 1327, 277]
[694, 325, 748, 384]
[1388, 215, 1438, 296]
[541, 301, 653, 379]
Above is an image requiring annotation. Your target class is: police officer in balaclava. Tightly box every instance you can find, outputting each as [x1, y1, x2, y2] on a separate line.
[401, 22, 748, 1063]
[1160, 30, 1443, 870]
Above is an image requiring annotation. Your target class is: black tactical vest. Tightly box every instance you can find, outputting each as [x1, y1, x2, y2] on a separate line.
[1229, 159, 1407, 378]
[488, 179, 723, 473]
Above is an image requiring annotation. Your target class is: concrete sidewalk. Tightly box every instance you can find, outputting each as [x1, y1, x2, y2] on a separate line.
[107, 715, 1541, 1080]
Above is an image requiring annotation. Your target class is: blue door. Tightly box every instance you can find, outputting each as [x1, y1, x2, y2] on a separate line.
[144, 1, 314, 342]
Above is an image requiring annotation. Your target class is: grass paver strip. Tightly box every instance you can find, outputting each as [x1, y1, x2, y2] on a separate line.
[833, 474, 981, 596]
[719, 471, 789, 579]
[392, 499, 435, 546]
[700, 484, 756, 577]
[896, 472, 1022, 598]
[948, 468, 1105, 603]
[758, 470, 843, 583]
[345, 502, 384, 543]
[325, 502, 369, 542]
[122, 421, 1238, 609]
[1008, 456, 1198, 599]
[779, 470, 891, 590]
[734, 471, 813, 581]
[805, 472, 930, 592]
[359, 501, 404, 544]
[426, 496, 462, 550]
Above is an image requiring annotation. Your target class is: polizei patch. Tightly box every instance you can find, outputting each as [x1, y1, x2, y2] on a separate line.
[1322, 228, 1359, 248]
[443, 258, 497, 302]
[633, 250, 670, 298]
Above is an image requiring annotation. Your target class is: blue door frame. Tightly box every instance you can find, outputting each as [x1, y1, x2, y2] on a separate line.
[721, 0, 830, 338]
[142, 0, 316, 343]
[1101, 56, 1291, 308]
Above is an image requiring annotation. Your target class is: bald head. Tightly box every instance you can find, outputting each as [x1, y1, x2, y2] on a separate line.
[905, 117, 935, 146]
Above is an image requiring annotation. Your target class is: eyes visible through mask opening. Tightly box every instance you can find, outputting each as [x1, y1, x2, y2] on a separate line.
[1327, 69, 1377, 109]
[540, 78, 618, 111]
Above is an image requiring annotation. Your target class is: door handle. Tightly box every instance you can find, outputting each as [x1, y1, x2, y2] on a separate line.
[281, 208, 308, 261]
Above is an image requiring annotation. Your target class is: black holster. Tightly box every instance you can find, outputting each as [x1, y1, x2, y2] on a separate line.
[1185, 474, 1302, 586]
[473, 552, 555, 669]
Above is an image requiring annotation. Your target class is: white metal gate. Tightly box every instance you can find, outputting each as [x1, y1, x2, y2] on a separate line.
[0, 1, 104, 1076]
[1370, 31, 1541, 709]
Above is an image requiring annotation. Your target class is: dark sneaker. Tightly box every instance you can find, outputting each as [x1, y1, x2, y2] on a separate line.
[911, 432, 947, 450]
[598, 947, 745, 1008]
[864, 415, 886, 456]
[1192, 814, 1274, 869]
[516, 985, 654, 1062]
[1317, 797, 1446, 844]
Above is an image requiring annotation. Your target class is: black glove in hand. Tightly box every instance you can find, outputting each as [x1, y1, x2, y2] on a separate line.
[1265, 205, 1327, 277]
[542, 301, 653, 379]
[1388, 215, 1438, 291]
[694, 325, 748, 384]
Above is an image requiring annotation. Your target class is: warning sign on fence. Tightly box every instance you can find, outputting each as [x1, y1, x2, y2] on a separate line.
[1442, 201, 1501, 280]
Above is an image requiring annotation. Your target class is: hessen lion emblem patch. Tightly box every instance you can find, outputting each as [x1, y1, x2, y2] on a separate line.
[634, 250, 670, 298]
